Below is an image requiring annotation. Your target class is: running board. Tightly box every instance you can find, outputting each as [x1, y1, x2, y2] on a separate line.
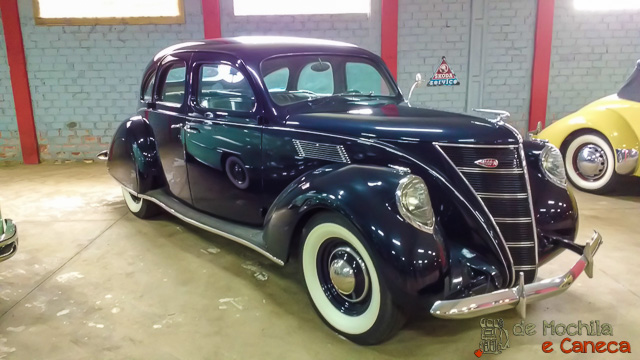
[126, 188, 284, 266]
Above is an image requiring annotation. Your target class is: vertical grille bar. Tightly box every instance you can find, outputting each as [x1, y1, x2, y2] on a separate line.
[436, 143, 538, 284]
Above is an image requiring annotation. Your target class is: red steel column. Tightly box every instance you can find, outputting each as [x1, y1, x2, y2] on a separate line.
[381, 0, 398, 79]
[202, 0, 222, 39]
[1, 0, 39, 163]
[528, 0, 555, 131]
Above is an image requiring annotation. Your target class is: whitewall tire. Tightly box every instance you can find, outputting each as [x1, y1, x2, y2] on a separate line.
[564, 133, 617, 193]
[301, 212, 404, 345]
[122, 187, 160, 219]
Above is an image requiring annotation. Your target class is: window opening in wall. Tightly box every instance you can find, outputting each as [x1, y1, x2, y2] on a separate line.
[34, 0, 184, 25]
[574, 0, 640, 10]
[233, 0, 370, 16]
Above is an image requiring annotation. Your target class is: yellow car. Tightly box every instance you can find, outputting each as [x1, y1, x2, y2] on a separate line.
[536, 60, 639, 193]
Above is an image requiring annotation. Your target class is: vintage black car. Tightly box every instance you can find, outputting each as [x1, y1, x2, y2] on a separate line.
[104, 37, 602, 344]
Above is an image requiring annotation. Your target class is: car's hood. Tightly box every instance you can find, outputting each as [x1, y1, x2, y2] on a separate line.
[284, 100, 520, 146]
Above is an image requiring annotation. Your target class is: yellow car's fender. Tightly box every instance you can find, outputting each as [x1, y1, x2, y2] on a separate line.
[536, 96, 640, 176]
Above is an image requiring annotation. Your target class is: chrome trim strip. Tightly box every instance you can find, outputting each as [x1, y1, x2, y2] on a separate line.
[434, 142, 519, 149]
[457, 167, 523, 174]
[434, 144, 515, 286]
[494, 217, 532, 223]
[430, 232, 602, 319]
[507, 242, 535, 247]
[122, 187, 285, 266]
[615, 148, 639, 175]
[478, 192, 528, 198]
[514, 265, 537, 270]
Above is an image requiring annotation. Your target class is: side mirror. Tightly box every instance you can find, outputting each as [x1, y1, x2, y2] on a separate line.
[407, 73, 425, 107]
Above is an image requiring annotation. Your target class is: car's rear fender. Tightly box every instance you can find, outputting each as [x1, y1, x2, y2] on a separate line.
[107, 115, 165, 193]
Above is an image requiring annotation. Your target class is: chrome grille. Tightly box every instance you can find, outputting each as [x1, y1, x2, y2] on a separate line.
[437, 143, 538, 284]
[293, 139, 350, 163]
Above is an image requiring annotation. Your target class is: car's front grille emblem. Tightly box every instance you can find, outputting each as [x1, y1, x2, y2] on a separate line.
[474, 158, 499, 168]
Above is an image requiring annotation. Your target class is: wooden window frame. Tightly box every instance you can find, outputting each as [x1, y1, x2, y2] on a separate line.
[32, 0, 185, 26]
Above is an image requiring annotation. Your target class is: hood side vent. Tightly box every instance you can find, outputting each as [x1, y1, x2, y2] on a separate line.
[293, 139, 350, 164]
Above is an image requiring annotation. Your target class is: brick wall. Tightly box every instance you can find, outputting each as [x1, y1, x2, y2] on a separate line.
[0, 0, 203, 162]
[397, 0, 470, 114]
[547, 0, 640, 123]
[481, 0, 536, 134]
[397, 0, 535, 135]
[219, 0, 382, 54]
[0, 11, 21, 162]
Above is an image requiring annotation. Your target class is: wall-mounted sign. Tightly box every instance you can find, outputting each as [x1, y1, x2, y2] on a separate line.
[427, 56, 460, 86]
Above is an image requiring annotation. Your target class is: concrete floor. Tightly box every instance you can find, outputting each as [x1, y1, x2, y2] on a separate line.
[0, 163, 639, 359]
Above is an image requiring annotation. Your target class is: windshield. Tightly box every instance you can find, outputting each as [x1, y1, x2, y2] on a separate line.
[261, 55, 398, 106]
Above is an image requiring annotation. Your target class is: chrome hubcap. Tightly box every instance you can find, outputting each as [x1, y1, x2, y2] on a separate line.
[575, 144, 607, 180]
[327, 246, 369, 302]
[329, 259, 355, 295]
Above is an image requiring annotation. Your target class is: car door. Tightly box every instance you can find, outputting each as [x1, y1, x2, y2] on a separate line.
[185, 53, 264, 225]
[146, 53, 193, 204]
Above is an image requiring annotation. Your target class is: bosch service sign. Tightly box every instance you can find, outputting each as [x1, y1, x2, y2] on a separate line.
[427, 56, 460, 86]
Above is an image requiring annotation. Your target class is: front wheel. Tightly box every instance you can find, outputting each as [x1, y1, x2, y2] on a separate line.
[122, 187, 160, 219]
[301, 212, 404, 345]
[563, 133, 617, 194]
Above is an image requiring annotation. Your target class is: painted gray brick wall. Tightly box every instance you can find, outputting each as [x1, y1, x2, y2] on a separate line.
[547, 0, 640, 123]
[481, 0, 536, 134]
[397, 0, 471, 113]
[0, 12, 21, 162]
[2, 0, 204, 161]
[219, 0, 382, 55]
[397, 0, 534, 135]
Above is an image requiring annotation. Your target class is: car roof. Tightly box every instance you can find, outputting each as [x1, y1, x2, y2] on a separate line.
[152, 36, 375, 63]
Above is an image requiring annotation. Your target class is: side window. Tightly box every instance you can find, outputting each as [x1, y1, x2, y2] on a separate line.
[346, 62, 390, 96]
[264, 67, 289, 92]
[298, 61, 334, 95]
[198, 64, 256, 112]
[159, 64, 186, 105]
[142, 72, 155, 102]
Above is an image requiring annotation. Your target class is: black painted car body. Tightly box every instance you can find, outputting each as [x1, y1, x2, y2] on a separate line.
[105, 37, 586, 343]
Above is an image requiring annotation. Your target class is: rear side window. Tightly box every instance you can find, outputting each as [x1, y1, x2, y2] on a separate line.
[298, 62, 334, 95]
[159, 64, 186, 105]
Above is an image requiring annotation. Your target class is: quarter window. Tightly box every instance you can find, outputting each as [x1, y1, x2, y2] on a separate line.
[298, 61, 334, 95]
[198, 64, 256, 112]
[159, 64, 186, 105]
[142, 72, 155, 101]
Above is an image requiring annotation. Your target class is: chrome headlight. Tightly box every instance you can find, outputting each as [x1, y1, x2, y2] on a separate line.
[396, 175, 434, 233]
[540, 144, 566, 187]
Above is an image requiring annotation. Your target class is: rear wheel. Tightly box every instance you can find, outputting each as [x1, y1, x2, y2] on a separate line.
[301, 212, 404, 345]
[563, 133, 617, 194]
[122, 187, 160, 219]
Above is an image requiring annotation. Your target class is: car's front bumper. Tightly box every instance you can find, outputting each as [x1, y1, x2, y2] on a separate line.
[431, 231, 602, 319]
[0, 219, 18, 262]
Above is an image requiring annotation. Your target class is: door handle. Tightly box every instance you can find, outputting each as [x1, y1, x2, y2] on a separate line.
[184, 125, 200, 134]
[170, 124, 183, 129]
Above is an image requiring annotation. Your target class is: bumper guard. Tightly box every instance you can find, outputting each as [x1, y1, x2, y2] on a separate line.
[0, 219, 18, 262]
[431, 231, 602, 319]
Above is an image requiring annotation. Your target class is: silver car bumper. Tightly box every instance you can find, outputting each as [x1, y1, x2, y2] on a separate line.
[0, 219, 18, 262]
[431, 231, 602, 319]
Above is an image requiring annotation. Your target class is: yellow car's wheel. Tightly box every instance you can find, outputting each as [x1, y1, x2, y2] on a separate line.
[563, 133, 617, 193]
